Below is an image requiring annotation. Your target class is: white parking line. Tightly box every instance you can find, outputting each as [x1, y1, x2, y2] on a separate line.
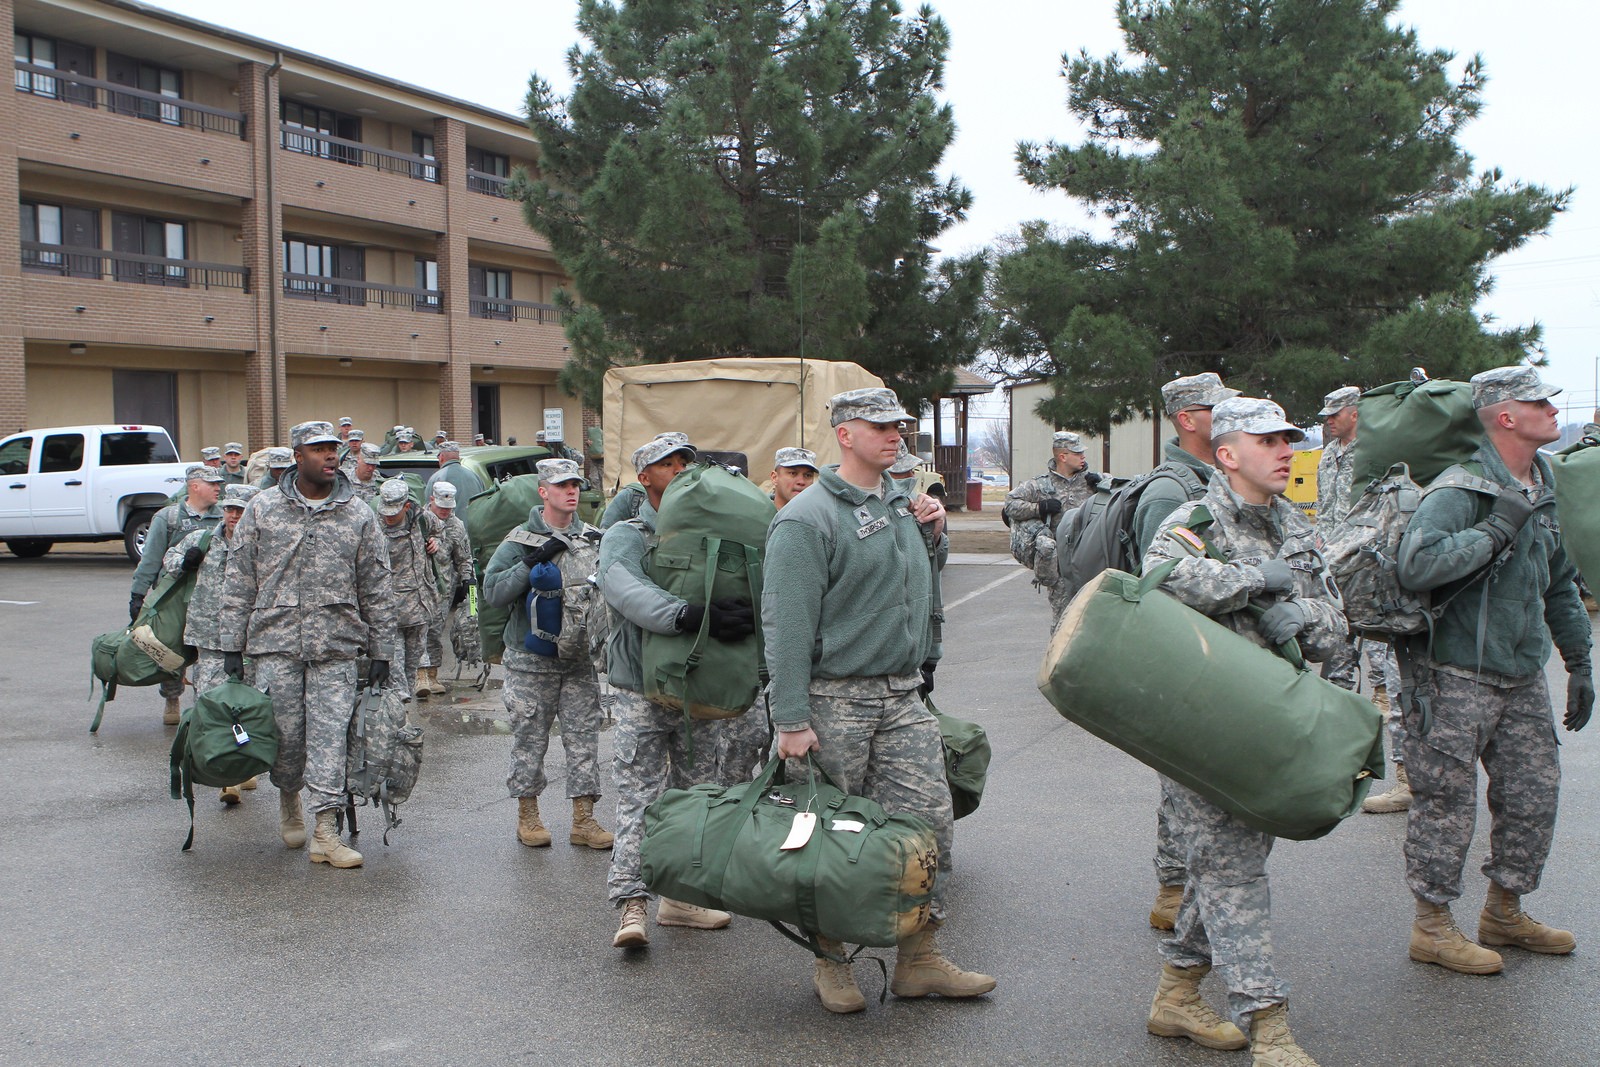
[0, 600, 39, 605]
[944, 567, 1026, 612]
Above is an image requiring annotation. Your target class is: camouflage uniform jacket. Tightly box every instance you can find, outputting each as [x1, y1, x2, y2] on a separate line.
[483, 506, 603, 675]
[384, 506, 442, 628]
[217, 469, 396, 662]
[1398, 444, 1590, 681]
[1144, 474, 1347, 662]
[763, 465, 947, 731]
[434, 513, 475, 593]
[1003, 466, 1094, 569]
[163, 524, 232, 649]
[596, 500, 683, 693]
[1316, 435, 1356, 536]
[131, 498, 222, 596]
[347, 470, 379, 503]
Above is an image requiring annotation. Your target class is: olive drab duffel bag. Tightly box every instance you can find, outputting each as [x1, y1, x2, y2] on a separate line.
[641, 755, 938, 951]
[1552, 431, 1600, 589]
[1350, 373, 1482, 493]
[168, 673, 278, 850]
[1037, 563, 1384, 841]
[465, 474, 545, 663]
[928, 698, 991, 820]
[643, 462, 776, 720]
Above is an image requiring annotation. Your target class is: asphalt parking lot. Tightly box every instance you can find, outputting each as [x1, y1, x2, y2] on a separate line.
[3, 549, 1598, 1065]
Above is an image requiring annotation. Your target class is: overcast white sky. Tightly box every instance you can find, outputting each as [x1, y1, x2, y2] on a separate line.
[156, 0, 1600, 421]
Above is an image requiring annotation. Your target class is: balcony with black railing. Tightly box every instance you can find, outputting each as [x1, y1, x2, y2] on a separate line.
[14, 61, 247, 137]
[469, 296, 567, 323]
[466, 169, 510, 197]
[279, 124, 440, 182]
[282, 274, 442, 312]
[22, 242, 250, 290]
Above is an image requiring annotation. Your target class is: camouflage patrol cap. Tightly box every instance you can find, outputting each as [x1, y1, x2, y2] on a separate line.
[200, 447, 221, 462]
[774, 446, 819, 471]
[430, 481, 458, 509]
[1052, 430, 1087, 454]
[1317, 386, 1360, 417]
[434, 430, 447, 440]
[186, 463, 224, 483]
[347, 429, 365, 442]
[290, 421, 340, 448]
[537, 457, 585, 485]
[888, 441, 922, 475]
[1161, 372, 1240, 416]
[828, 387, 914, 428]
[439, 440, 461, 453]
[1210, 397, 1305, 442]
[1471, 366, 1561, 410]
[376, 478, 412, 516]
[632, 432, 697, 474]
[358, 442, 382, 463]
[338, 417, 353, 427]
[220, 483, 259, 509]
[223, 442, 244, 456]
[266, 447, 294, 469]
[395, 429, 415, 443]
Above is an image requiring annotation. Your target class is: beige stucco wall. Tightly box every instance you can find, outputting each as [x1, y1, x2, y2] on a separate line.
[1010, 380, 1165, 479]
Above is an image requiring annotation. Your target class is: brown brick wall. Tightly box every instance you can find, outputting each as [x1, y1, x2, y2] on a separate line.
[1, 0, 27, 433]
[21, 275, 256, 350]
[276, 149, 446, 233]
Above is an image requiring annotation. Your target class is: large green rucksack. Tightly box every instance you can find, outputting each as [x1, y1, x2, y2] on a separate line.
[1350, 373, 1482, 493]
[168, 674, 278, 850]
[642, 463, 775, 720]
[464, 474, 545, 663]
[88, 531, 212, 733]
[1552, 431, 1600, 590]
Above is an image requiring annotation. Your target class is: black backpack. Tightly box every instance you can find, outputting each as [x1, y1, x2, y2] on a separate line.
[1054, 463, 1207, 606]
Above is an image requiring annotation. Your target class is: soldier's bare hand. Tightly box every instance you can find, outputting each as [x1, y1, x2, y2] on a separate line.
[776, 726, 820, 759]
[425, 536, 440, 555]
[911, 493, 946, 539]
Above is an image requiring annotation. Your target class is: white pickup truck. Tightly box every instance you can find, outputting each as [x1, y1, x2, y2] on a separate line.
[0, 425, 191, 561]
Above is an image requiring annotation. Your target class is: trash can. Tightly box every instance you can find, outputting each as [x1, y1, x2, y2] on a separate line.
[965, 480, 983, 512]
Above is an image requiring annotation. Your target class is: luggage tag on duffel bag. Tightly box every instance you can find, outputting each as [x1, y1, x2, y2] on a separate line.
[779, 811, 817, 850]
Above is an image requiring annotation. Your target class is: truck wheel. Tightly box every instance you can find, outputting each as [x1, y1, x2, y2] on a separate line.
[124, 509, 157, 563]
[5, 539, 52, 558]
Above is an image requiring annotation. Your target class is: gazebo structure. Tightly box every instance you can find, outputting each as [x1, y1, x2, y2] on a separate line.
[927, 367, 994, 510]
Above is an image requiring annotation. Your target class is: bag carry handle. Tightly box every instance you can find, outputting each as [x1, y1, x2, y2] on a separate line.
[1135, 553, 1306, 669]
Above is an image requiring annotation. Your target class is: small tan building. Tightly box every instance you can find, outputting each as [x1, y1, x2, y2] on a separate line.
[2, 0, 586, 455]
[1009, 379, 1164, 480]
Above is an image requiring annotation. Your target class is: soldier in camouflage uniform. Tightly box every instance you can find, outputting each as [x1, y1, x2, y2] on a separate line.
[130, 463, 224, 725]
[345, 442, 382, 502]
[164, 483, 261, 803]
[221, 443, 247, 485]
[219, 421, 395, 870]
[1132, 372, 1236, 933]
[765, 388, 994, 1015]
[257, 447, 293, 489]
[599, 432, 739, 949]
[337, 428, 365, 468]
[1142, 397, 1345, 1065]
[483, 459, 614, 851]
[1003, 430, 1097, 621]
[1395, 366, 1593, 977]
[420, 481, 476, 694]
[373, 478, 442, 700]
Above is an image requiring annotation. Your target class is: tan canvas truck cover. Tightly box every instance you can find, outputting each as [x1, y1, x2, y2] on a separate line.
[601, 358, 886, 493]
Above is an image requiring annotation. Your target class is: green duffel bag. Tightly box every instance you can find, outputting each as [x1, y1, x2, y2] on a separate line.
[1037, 564, 1384, 841]
[1352, 376, 1482, 492]
[168, 674, 278, 850]
[643, 462, 775, 719]
[87, 543, 208, 733]
[928, 698, 991, 820]
[640, 756, 939, 949]
[1552, 432, 1600, 589]
[465, 474, 545, 663]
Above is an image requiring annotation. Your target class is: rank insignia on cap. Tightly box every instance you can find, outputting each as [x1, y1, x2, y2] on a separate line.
[1167, 527, 1207, 556]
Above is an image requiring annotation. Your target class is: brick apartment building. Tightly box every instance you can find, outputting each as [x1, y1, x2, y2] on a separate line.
[1, 0, 585, 456]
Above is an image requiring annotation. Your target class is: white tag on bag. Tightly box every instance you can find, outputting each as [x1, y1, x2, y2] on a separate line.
[779, 811, 817, 850]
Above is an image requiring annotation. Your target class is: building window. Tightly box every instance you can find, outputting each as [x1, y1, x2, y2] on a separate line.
[106, 52, 183, 125]
[14, 31, 93, 104]
[111, 213, 188, 286]
[470, 265, 512, 319]
[282, 237, 364, 304]
[281, 101, 361, 165]
[14, 31, 56, 96]
[414, 257, 440, 312]
[20, 200, 100, 278]
[412, 131, 437, 182]
[466, 146, 510, 196]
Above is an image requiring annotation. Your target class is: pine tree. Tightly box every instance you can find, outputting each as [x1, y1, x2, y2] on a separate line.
[516, 0, 986, 407]
[987, 0, 1569, 428]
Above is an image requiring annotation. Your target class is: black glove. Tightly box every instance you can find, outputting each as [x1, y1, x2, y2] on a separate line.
[1257, 601, 1308, 645]
[1037, 497, 1063, 519]
[525, 538, 568, 566]
[452, 583, 468, 609]
[1257, 559, 1296, 595]
[919, 660, 936, 699]
[1084, 471, 1102, 490]
[367, 659, 391, 690]
[181, 547, 206, 573]
[128, 593, 145, 623]
[1481, 488, 1536, 553]
[1566, 668, 1594, 732]
[223, 650, 244, 678]
[708, 598, 756, 642]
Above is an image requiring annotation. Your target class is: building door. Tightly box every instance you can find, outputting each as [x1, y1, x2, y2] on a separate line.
[113, 370, 179, 444]
[474, 383, 500, 445]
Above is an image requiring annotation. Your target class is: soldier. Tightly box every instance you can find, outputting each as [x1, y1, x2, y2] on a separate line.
[425, 441, 486, 503]
[765, 387, 994, 1015]
[1140, 397, 1345, 1065]
[1135, 371, 1236, 931]
[221, 443, 247, 485]
[483, 458, 614, 851]
[537, 429, 586, 466]
[394, 430, 418, 454]
[599, 431, 742, 949]
[421, 481, 476, 695]
[257, 447, 293, 489]
[130, 462, 224, 724]
[770, 446, 819, 508]
[1395, 366, 1592, 976]
[200, 446, 223, 469]
[373, 478, 442, 699]
[888, 441, 945, 500]
[337, 428, 365, 468]
[337, 417, 353, 446]
[1003, 430, 1097, 621]
[164, 483, 261, 803]
[346, 443, 382, 502]
[218, 420, 395, 869]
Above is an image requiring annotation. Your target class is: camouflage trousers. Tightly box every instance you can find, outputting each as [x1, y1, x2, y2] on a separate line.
[426, 600, 482, 670]
[785, 677, 954, 922]
[714, 698, 771, 786]
[253, 654, 358, 816]
[1154, 775, 1186, 888]
[159, 673, 185, 700]
[1402, 670, 1560, 904]
[1325, 637, 1404, 760]
[1160, 776, 1287, 1028]
[191, 647, 253, 696]
[607, 688, 721, 904]
[504, 660, 602, 799]
[397, 623, 425, 682]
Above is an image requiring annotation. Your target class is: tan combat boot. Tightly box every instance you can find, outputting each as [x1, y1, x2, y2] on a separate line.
[279, 788, 306, 849]
[813, 936, 865, 1014]
[1361, 762, 1411, 814]
[163, 695, 181, 726]
[1147, 963, 1247, 1050]
[1150, 883, 1183, 930]
[240, 776, 258, 791]
[890, 927, 996, 998]
[426, 667, 447, 695]
[569, 795, 614, 849]
[1479, 882, 1576, 954]
[309, 810, 363, 868]
[414, 669, 431, 699]
[1248, 1003, 1319, 1067]
[613, 897, 649, 948]
[1409, 899, 1502, 974]
[657, 897, 732, 929]
[220, 785, 242, 806]
[516, 796, 552, 847]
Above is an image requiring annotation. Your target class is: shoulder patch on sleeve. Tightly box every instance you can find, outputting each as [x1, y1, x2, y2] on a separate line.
[1167, 526, 1207, 557]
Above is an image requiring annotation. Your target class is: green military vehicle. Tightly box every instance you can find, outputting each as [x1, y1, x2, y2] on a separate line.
[374, 444, 603, 523]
